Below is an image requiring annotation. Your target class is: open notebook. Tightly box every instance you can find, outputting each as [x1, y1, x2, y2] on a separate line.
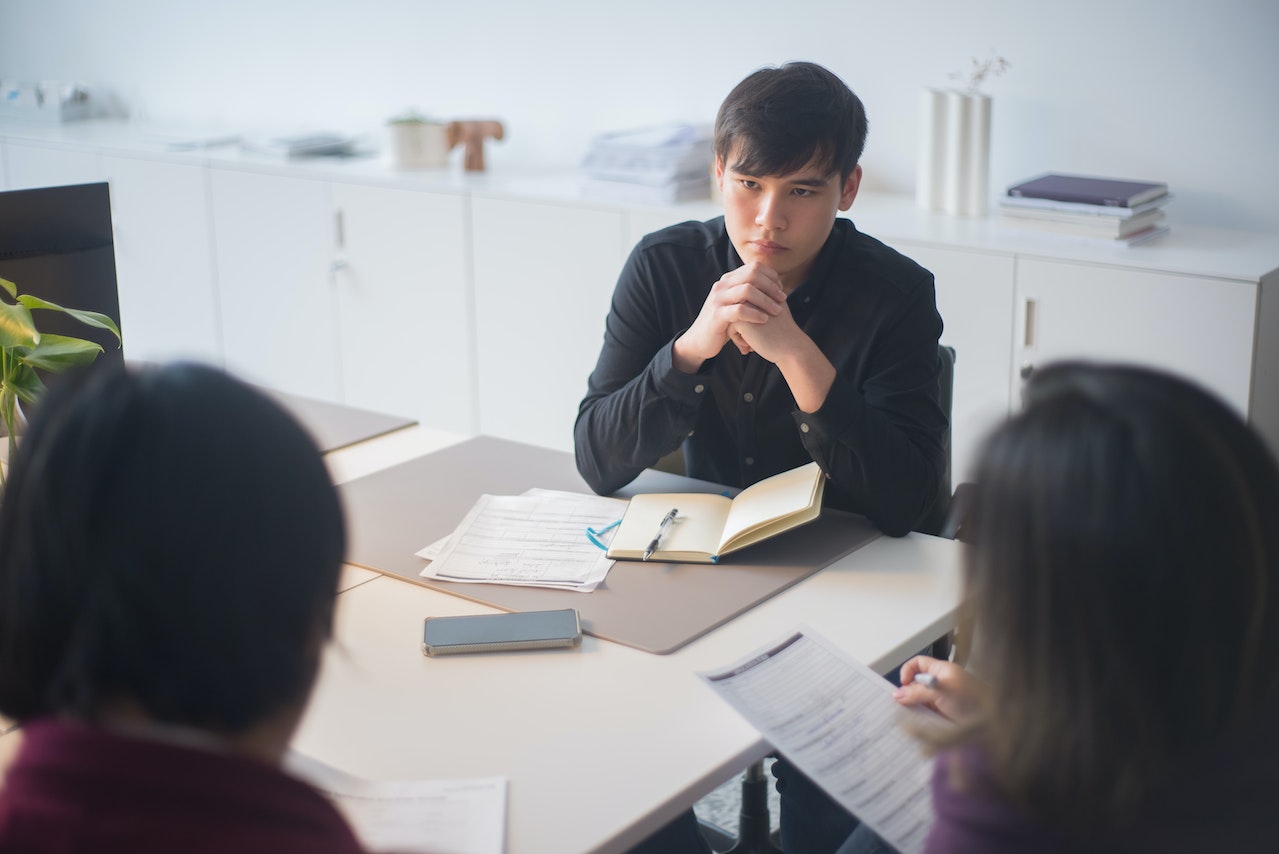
[606, 462, 825, 563]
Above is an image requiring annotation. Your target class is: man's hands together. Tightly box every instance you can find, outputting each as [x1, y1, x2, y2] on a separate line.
[673, 262, 835, 413]
[672, 261, 788, 372]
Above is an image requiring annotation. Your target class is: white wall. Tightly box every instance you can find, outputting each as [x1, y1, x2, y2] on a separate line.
[2, 0, 1276, 232]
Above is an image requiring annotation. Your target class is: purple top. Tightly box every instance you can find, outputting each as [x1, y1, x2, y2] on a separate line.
[924, 704, 1279, 853]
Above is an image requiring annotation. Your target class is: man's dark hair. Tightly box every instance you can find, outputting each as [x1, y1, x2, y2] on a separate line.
[714, 61, 868, 181]
[0, 361, 346, 732]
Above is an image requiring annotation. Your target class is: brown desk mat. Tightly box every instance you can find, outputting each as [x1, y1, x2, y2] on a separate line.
[266, 391, 417, 454]
[338, 436, 881, 654]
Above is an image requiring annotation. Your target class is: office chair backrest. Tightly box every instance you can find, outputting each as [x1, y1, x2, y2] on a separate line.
[915, 343, 956, 536]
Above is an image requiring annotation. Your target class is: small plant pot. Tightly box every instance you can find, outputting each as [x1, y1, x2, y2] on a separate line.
[390, 120, 450, 170]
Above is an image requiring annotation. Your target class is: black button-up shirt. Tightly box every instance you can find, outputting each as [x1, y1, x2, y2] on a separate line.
[574, 216, 946, 536]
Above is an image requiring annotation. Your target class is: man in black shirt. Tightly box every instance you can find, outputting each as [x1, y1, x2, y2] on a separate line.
[577, 62, 946, 853]
[575, 63, 947, 538]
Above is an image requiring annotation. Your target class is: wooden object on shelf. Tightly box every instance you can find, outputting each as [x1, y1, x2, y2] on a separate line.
[446, 120, 504, 171]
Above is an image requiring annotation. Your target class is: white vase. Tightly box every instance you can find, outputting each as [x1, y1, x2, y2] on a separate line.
[1, 399, 26, 481]
[916, 88, 992, 217]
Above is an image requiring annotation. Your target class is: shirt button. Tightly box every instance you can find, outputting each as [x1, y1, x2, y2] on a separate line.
[744, 457, 755, 466]
[743, 392, 754, 403]
[694, 384, 705, 394]
[800, 422, 810, 433]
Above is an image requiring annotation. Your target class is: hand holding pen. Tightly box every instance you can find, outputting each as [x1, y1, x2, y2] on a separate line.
[893, 655, 986, 724]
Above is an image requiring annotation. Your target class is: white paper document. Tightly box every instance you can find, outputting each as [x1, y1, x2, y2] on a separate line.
[417, 489, 626, 592]
[285, 750, 506, 854]
[700, 629, 942, 854]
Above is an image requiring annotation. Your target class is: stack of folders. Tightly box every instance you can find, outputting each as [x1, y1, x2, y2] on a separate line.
[239, 131, 357, 158]
[580, 123, 714, 205]
[999, 173, 1172, 245]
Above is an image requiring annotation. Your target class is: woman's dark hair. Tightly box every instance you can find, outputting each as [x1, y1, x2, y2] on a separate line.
[714, 61, 868, 181]
[959, 362, 1279, 826]
[0, 362, 346, 733]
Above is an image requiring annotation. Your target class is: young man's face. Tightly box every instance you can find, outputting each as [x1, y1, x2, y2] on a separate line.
[716, 146, 861, 290]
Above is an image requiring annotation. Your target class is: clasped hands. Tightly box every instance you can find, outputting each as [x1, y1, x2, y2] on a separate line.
[673, 262, 837, 413]
[672, 262, 801, 372]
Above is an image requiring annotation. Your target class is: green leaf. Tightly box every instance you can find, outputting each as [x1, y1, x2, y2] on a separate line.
[19, 334, 105, 372]
[15, 294, 122, 343]
[1, 277, 16, 299]
[2, 363, 46, 405]
[0, 300, 39, 349]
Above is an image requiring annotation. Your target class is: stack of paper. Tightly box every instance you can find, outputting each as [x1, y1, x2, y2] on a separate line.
[580, 123, 714, 204]
[417, 489, 626, 593]
[285, 751, 506, 854]
[240, 131, 357, 158]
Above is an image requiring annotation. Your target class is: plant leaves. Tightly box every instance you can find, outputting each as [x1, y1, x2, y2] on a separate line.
[1, 277, 17, 299]
[15, 294, 122, 343]
[2, 362, 46, 405]
[0, 300, 39, 349]
[19, 334, 105, 372]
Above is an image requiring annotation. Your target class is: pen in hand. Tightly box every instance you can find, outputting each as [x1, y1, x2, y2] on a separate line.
[643, 508, 679, 561]
[912, 672, 938, 689]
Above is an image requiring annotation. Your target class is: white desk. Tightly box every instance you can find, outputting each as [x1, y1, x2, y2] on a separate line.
[295, 429, 963, 854]
[0, 424, 961, 853]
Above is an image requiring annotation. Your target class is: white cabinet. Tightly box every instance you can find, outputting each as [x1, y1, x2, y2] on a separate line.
[471, 196, 626, 451]
[329, 181, 474, 433]
[893, 242, 1015, 483]
[209, 168, 340, 400]
[102, 155, 222, 365]
[1013, 258, 1258, 417]
[2, 141, 103, 190]
[208, 169, 477, 429]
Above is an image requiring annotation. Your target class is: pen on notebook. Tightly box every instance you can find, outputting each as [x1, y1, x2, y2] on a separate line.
[912, 672, 938, 689]
[643, 508, 679, 561]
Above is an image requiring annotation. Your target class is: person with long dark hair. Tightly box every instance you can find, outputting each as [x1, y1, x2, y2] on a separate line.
[0, 362, 374, 852]
[877, 363, 1279, 852]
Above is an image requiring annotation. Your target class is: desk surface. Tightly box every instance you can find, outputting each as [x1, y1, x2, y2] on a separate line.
[293, 431, 962, 854]
[338, 436, 883, 654]
[264, 389, 418, 454]
[0, 425, 961, 854]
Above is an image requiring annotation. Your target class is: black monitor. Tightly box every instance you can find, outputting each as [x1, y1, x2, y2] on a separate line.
[0, 181, 123, 430]
[0, 181, 123, 360]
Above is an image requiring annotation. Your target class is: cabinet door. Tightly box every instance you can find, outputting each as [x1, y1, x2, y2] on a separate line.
[209, 169, 339, 400]
[330, 181, 474, 433]
[894, 243, 1015, 483]
[1015, 259, 1257, 416]
[2, 142, 103, 189]
[102, 155, 222, 365]
[471, 198, 626, 451]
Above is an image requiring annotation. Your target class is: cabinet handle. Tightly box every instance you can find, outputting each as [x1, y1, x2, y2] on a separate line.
[1022, 298, 1037, 348]
[334, 209, 345, 249]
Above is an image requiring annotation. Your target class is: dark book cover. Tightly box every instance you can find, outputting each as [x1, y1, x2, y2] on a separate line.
[1007, 173, 1168, 207]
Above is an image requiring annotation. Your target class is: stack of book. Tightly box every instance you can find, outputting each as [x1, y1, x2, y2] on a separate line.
[999, 173, 1171, 245]
[580, 123, 713, 205]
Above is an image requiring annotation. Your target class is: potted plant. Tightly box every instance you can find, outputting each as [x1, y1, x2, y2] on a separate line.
[388, 111, 450, 170]
[0, 275, 121, 483]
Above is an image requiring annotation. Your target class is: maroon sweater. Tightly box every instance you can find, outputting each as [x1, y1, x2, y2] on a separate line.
[0, 719, 367, 853]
